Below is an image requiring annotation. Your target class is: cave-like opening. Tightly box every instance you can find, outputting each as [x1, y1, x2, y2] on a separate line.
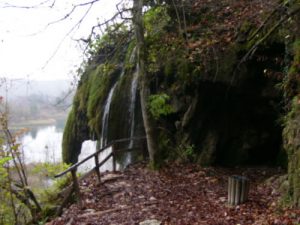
[211, 43, 286, 166]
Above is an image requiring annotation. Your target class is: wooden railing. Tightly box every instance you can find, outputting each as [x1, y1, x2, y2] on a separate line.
[54, 136, 146, 215]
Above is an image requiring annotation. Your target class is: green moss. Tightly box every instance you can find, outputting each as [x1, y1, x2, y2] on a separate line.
[86, 65, 112, 135]
[75, 78, 90, 111]
[284, 99, 300, 207]
[164, 60, 174, 77]
[283, 39, 300, 207]
[62, 108, 78, 164]
[124, 40, 136, 69]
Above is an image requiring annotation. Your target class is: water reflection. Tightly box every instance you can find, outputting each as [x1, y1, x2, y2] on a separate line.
[21, 126, 62, 164]
[19, 126, 116, 173]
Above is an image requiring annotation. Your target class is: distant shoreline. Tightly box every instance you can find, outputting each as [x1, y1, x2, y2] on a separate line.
[9, 116, 67, 131]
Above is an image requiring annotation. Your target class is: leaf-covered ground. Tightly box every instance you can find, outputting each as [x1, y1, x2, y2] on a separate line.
[47, 163, 299, 225]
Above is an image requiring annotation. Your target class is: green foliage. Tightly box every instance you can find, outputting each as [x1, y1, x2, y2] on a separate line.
[38, 175, 71, 205]
[173, 143, 197, 163]
[148, 93, 174, 119]
[0, 156, 11, 165]
[144, 6, 175, 73]
[0, 155, 13, 225]
[29, 162, 72, 223]
[0, 194, 15, 225]
[144, 6, 170, 39]
[184, 145, 196, 159]
[87, 23, 129, 59]
[0, 156, 11, 179]
[32, 162, 69, 179]
[180, 144, 196, 162]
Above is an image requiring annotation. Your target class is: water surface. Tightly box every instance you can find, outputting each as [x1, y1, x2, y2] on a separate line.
[19, 124, 113, 172]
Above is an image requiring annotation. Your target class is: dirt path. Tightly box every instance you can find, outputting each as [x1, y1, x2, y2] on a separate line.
[47, 163, 299, 225]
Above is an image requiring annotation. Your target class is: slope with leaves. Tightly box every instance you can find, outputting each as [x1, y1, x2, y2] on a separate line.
[47, 163, 300, 225]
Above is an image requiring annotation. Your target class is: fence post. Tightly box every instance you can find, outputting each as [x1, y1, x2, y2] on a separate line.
[71, 169, 82, 208]
[112, 144, 116, 172]
[94, 154, 101, 183]
[228, 175, 250, 205]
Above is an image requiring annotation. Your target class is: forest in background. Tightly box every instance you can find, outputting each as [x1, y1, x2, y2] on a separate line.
[0, 79, 74, 126]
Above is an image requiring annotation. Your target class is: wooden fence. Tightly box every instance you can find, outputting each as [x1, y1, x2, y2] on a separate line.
[54, 136, 146, 215]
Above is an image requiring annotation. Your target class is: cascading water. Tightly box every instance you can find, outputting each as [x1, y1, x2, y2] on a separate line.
[100, 70, 125, 148]
[99, 47, 138, 169]
[128, 69, 138, 149]
[128, 47, 138, 149]
[100, 47, 137, 149]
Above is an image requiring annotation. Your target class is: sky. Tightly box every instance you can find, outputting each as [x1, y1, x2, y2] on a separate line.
[0, 0, 121, 81]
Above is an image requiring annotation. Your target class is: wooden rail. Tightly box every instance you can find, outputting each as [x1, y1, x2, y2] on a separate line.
[54, 136, 146, 215]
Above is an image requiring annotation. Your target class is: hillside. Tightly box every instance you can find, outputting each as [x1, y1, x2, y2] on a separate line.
[0, 79, 74, 125]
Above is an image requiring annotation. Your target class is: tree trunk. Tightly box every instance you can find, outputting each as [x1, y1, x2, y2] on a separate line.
[133, 0, 159, 167]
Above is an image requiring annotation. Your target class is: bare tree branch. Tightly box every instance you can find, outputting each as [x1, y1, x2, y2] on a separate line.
[42, 3, 94, 70]
[1, 0, 56, 9]
[41, 0, 132, 70]
[116, 1, 132, 20]
[45, 0, 103, 28]
[19, 0, 104, 37]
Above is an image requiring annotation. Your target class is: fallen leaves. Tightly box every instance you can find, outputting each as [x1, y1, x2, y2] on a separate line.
[47, 163, 300, 225]
[184, 0, 280, 68]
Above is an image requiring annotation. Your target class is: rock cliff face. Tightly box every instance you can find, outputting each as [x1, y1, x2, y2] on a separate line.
[62, 0, 300, 206]
[283, 40, 300, 207]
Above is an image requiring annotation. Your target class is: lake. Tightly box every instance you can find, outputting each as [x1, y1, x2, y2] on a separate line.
[18, 122, 115, 172]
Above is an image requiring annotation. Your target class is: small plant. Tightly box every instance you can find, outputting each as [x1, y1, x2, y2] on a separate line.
[174, 143, 197, 163]
[32, 162, 71, 203]
[32, 162, 69, 179]
[184, 145, 196, 162]
[148, 93, 174, 119]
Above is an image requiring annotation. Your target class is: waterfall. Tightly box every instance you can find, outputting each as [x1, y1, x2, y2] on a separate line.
[100, 85, 116, 148]
[128, 47, 138, 149]
[100, 47, 137, 150]
[100, 70, 125, 148]
[128, 69, 139, 149]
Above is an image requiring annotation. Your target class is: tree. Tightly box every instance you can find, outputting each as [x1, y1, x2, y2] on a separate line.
[132, 0, 161, 167]
[0, 98, 42, 224]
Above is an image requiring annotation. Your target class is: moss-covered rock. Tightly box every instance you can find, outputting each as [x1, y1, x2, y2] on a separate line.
[62, 1, 300, 207]
[284, 97, 300, 207]
[62, 107, 89, 164]
[283, 40, 300, 207]
[62, 33, 147, 163]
